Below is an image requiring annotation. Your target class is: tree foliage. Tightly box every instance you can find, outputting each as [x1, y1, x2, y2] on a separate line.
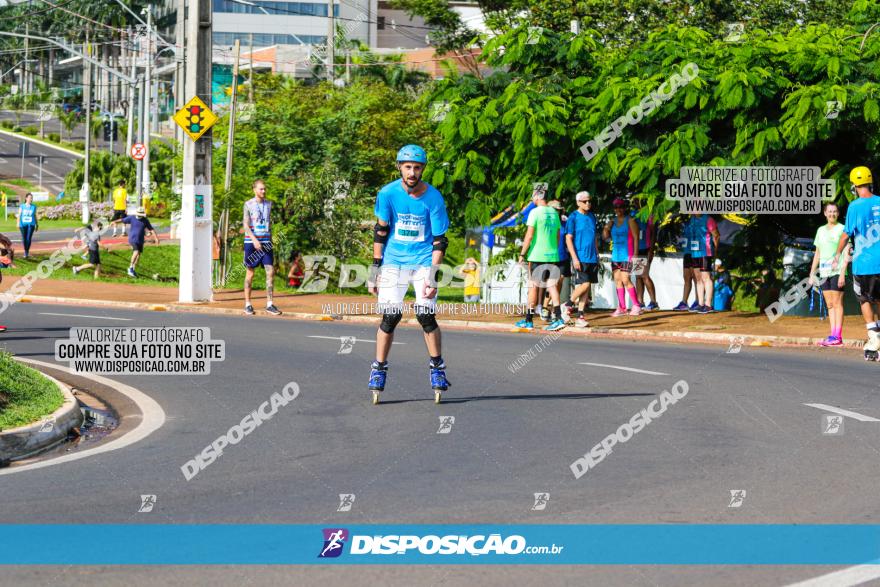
[423, 0, 880, 273]
[213, 76, 436, 257]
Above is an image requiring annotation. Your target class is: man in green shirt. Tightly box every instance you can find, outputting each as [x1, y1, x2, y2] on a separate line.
[516, 186, 564, 331]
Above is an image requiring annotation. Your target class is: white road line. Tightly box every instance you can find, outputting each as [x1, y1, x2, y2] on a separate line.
[39, 312, 133, 321]
[307, 335, 405, 345]
[578, 362, 669, 376]
[785, 563, 880, 587]
[803, 403, 880, 422]
[28, 161, 64, 179]
[0, 357, 166, 475]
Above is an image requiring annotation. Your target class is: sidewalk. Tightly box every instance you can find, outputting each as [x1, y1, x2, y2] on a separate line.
[0, 274, 865, 349]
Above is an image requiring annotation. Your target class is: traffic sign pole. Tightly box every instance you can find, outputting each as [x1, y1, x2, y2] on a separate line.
[178, 0, 214, 303]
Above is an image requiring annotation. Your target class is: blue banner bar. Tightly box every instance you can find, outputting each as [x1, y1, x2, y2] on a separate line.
[2, 525, 879, 565]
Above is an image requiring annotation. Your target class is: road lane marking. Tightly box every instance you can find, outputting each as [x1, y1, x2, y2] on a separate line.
[39, 312, 133, 321]
[803, 403, 880, 422]
[307, 335, 405, 345]
[28, 162, 64, 179]
[0, 357, 166, 476]
[785, 563, 880, 586]
[579, 362, 669, 376]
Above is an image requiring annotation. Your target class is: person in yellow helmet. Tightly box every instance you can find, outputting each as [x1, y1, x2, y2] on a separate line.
[832, 166, 880, 359]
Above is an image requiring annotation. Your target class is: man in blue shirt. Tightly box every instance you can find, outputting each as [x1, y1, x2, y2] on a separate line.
[367, 144, 451, 403]
[834, 166, 880, 359]
[110, 207, 159, 278]
[565, 191, 599, 327]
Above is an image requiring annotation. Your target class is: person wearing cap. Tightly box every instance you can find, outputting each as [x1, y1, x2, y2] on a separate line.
[565, 191, 599, 327]
[110, 206, 159, 278]
[630, 195, 658, 310]
[833, 166, 880, 359]
[515, 185, 564, 331]
[547, 199, 571, 320]
[602, 197, 641, 316]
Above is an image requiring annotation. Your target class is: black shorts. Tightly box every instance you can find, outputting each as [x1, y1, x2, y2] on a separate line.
[557, 260, 572, 278]
[131, 243, 144, 253]
[112, 209, 126, 221]
[683, 254, 695, 269]
[528, 261, 560, 286]
[611, 261, 633, 273]
[854, 274, 880, 303]
[88, 249, 100, 265]
[819, 275, 844, 292]
[573, 263, 599, 285]
[691, 256, 713, 272]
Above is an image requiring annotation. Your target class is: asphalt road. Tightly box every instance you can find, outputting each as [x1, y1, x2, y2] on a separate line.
[0, 129, 78, 194]
[1, 302, 880, 586]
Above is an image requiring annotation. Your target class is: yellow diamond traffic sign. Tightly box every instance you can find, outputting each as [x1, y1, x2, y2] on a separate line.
[173, 96, 218, 141]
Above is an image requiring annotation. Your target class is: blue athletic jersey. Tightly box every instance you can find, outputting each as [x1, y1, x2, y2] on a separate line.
[687, 215, 717, 258]
[558, 216, 569, 262]
[610, 217, 634, 263]
[845, 195, 880, 275]
[19, 203, 36, 226]
[565, 210, 598, 263]
[375, 180, 449, 267]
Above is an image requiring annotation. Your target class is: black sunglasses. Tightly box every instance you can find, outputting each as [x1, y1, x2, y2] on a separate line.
[0, 248, 9, 256]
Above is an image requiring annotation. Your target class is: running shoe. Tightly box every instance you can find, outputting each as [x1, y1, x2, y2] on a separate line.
[539, 308, 550, 322]
[690, 300, 700, 311]
[544, 319, 566, 331]
[265, 304, 282, 316]
[610, 308, 627, 317]
[697, 305, 712, 314]
[127, 267, 137, 278]
[645, 302, 660, 311]
[0, 325, 7, 333]
[672, 301, 689, 311]
[817, 335, 843, 347]
[514, 318, 534, 329]
[575, 317, 589, 328]
[244, 304, 255, 316]
[629, 305, 643, 316]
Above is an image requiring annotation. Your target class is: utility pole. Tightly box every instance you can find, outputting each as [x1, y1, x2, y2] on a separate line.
[175, 0, 186, 145]
[24, 23, 29, 97]
[127, 56, 136, 155]
[179, 0, 213, 302]
[221, 40, 241, 286]
[248, 33, 254, 103]
[136, 74, 144, 201]
[142, 6, 153, 209]
[327, 0, 334, 82]
[81, 33, 92, 225]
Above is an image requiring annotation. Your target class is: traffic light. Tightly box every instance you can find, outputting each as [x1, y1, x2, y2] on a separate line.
[102, 120, 118, 142]
[186, 104, 204, 135]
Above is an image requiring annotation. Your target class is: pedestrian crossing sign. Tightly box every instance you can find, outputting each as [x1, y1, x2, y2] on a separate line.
[173, 96, 218, 141]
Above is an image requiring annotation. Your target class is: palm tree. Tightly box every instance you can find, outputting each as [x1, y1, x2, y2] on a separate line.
[58, 109, 79, 143]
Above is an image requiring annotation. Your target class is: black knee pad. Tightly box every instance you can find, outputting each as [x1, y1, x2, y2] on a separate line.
[415, 306, 439, 333]
[379, 311, 403, 333]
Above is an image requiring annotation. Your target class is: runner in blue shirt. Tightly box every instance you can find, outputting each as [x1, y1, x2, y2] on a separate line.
[565, 191, 599, 327]
[833, 166, 880, 360]
[17, 193, 38, 258]
[368, 144, 451, 404]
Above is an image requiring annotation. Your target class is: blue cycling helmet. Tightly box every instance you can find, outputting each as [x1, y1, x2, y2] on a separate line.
[397, 144, 427, 164]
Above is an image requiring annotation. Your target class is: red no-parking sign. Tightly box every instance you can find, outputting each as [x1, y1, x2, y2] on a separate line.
[130, 142, 146, 160]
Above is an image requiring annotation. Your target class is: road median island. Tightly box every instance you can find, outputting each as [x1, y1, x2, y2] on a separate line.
[0, 351, 83, 464]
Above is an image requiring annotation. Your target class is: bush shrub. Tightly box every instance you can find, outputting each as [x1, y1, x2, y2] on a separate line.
[22, 126, 37, 136]
[47, 132, 60, 142]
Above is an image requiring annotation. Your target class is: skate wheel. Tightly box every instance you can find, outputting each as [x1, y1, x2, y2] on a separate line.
[434, 391, 442, 404]
[372, 391, 380, 405]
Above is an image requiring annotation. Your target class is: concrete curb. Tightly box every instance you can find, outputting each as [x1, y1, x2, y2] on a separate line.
[0, 129, 84, 158]
[0, 369, 83, 464]
[16, 293, 860, 350]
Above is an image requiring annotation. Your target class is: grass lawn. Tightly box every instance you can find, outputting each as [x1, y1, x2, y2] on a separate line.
[0, 218, 84, 232]
[0, 351, 64, 431]
[2, 242, 182, 286]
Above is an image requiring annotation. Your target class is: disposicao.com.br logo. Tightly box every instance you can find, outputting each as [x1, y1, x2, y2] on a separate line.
[318, 529, 563, 558]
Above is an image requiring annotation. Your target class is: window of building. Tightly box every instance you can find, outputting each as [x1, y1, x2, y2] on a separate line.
[377, 16, 385, 30]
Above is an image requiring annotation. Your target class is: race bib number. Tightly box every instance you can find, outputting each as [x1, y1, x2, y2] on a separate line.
[690, 240, 700, 251]
[394, 213, 426, 242]
[819, 260, 833, 275]
[253, 222, 269, 235]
